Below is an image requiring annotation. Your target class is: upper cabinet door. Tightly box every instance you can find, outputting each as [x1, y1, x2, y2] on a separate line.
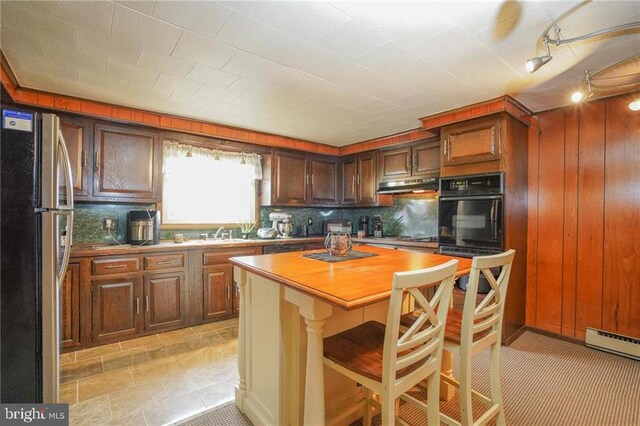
[340, 157, 357, 206]
[412, 141, 440, 177]
[60, 117, 92, 198]
[378, 147, 412, 181]
[93, 124, 161, 201]
[272, 151, 308, 205]
[308, 157, 339, 206]
[357, 153, 377, 206]
[442, 116, 501, 166]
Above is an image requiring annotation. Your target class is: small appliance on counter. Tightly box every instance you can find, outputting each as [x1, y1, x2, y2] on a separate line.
[270, 212, 293, 238]
[373, 215, 383, 238]
[359, 215, 370, 235]
[323, 219, 352, 234]
[257, 228, 278, 239]
[128, 210, 161, 245]
[300, 217, 313, 237]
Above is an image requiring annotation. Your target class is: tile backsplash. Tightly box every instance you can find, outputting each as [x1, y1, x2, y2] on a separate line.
[73, 194, 438, 244]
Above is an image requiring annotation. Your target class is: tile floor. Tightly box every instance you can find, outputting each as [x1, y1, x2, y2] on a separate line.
[60, 319, 239, 426]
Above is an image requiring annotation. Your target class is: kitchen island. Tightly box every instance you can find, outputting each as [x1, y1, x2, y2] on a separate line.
[230, 245, 471, 426]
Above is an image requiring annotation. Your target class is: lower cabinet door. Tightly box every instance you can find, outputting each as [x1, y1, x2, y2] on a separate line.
[203, 264, 232, 321]
[61, 263, 81, 349]
[91, 276, 142, 342]
[144, 272, 186, 332]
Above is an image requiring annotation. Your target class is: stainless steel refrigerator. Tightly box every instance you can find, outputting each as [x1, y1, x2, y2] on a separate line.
[1, 109, 74, 403]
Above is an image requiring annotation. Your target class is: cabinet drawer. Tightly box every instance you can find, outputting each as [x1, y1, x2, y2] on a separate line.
[202, 247, 262, 265]
[92, 257, 140, 275]
[144, 253, 185, 270]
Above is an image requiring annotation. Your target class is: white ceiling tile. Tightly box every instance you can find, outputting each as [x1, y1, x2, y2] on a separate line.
[315, 19, 387, 59]
[152, 1, 233, 39]
[77, 27, 141, 65]
[439, 0, 538, 35]
[0, 27, 47, 66]
[42, 41, 107, 75]
[77, 70, 129, 91]
[52, 77, 103, 100]
[185, 64, 239, 88]
[0, 3, 75, 46]
[31, 1, 114, 35]
[137, 49, 195, 78]
[331, 1, 457, 47]
[172, 31, 238, 70]
[169, 91, 210, 108]
[221, 1, 350, 42]
[7, 65, 53, 90]
[195, 84, 242, 103]
[127, 82, 173, 99]
[154, 74, 203, 96]
[106, 59, 159, 86]
[473, 6, 551, 54]
[413, 26, 486, 65]
[115, 1, 156, 15]
[111, 5, 182, 55]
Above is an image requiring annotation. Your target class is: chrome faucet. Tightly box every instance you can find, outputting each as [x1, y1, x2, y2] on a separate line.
[213, 226, 225, 239]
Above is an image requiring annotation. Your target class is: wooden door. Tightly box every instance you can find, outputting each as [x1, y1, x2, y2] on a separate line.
[272, 151, 308, 205]
[412, 141, 441, 177]
[144, 272, 186, 332]
[61, 264, 81, 349]
[93, 123, 160, 201]
[357, 153, 377, 205]
[340, 157, 357, 206]
[203, 264, 232, 321]
[308, 157, 339, 206]
[378, 147, 411, 181]
[442, 116, 501, 166]
[91, 276, 142, 342]
[60, 118, 92, 198]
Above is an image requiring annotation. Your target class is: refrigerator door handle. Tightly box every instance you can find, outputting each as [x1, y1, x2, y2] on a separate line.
[57, 210, 74, 283]
[57, 128, 74, 211]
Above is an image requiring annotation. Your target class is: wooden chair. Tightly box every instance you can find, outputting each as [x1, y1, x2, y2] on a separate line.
[323, 259, 459, 426]
[440, 249, 515, 426]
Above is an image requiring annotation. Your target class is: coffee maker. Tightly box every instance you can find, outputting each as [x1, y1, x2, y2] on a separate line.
[359, 216, 369, 235]
[128, 210, 161, 245]
[373, 215, 383, 238]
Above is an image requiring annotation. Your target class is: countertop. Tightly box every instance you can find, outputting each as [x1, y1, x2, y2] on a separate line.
[70, 236, 326, 257]
[230, 245, 469, 310]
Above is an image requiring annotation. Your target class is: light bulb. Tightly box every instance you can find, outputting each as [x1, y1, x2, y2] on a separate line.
[629, 99, 640, 111]
[571, 91, 584, 103]
[525, 55, 552, 73]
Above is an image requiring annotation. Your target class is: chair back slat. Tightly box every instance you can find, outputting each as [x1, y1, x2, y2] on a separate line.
[461, 250, 515, 347]
[382, 259, 458, 388]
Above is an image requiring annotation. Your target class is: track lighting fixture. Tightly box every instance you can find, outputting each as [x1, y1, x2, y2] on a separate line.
[629, 99, 640, 111]
[571, 71, 594, 104]
[526, 1, 640, 73]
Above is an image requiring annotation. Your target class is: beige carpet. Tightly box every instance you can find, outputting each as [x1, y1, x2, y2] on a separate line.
[182, 331, 640, 426]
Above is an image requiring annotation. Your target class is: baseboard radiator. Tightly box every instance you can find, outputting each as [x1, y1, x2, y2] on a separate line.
[586, 328, 640, 361]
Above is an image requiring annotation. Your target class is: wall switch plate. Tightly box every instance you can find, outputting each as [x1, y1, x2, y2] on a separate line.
[102, 218, 118, 231]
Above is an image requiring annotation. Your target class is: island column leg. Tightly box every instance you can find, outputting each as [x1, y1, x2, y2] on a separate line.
[234, 267, 248, 410]
[285, 288, 332, 426]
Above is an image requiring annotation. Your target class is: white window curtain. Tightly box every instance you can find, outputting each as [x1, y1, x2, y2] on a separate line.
[162, 141, 262, 225]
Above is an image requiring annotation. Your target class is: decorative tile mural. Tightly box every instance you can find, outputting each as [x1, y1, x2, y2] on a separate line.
[73, 194, 438, 244]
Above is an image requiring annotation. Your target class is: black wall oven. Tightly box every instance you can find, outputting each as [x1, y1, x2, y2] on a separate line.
[438, 173, 504, 257]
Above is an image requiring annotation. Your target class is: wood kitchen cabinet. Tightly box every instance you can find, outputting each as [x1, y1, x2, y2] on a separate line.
[144, 272, 186, 332]
[93, 123, 161, 202]
[378, 139, 440, 181]
[91, 276, 143, 342]
[60, 117, 93, 199]
[202, 264, 233, 321]
[441, 116, 501, 167]
[341, 152, 385, 206]
[61, 263, 81, 349]
[268, 150, 339, 207]
[308, 157, 339, 206]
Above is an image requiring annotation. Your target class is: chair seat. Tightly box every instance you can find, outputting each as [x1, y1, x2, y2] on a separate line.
[323, 321, 424, 382]
[400, 308, 490, 345]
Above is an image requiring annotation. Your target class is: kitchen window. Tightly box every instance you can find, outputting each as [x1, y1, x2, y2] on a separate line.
[161, 141, 262, 226]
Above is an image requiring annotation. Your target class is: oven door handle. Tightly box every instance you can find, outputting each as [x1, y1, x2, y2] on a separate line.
[439, 195, 503, 201]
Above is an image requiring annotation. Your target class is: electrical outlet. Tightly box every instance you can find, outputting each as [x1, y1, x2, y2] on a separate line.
[102, 218, 118, 231]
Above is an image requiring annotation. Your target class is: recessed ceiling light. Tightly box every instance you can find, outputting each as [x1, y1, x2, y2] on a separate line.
[629, 99, 640, 111]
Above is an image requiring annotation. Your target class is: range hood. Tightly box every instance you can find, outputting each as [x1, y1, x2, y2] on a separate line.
[377, 177, 439, 194]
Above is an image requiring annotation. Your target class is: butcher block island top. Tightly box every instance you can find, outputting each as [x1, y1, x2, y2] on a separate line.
[229, 245, 472, 310]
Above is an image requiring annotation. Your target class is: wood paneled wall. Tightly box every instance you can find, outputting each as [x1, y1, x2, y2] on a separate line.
[527, 93, 640, 339]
